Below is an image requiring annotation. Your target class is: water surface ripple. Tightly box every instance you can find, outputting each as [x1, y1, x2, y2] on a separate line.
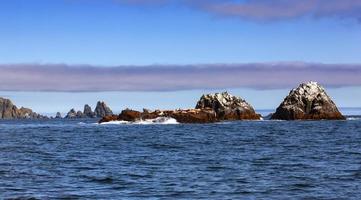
[1, 119, 361, 199]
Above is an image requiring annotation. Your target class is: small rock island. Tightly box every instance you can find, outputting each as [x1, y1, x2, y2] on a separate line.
[271, 81, 345, 120]
[99, 92, 261, 124]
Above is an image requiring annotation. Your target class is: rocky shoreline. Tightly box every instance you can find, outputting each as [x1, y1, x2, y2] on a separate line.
[0, 82, 347, 122]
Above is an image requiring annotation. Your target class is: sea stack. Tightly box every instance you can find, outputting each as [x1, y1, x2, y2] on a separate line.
[83, 104, 96, 118]
[94, 101, 113, 117]
[271, 81, 345, 120]
[196, 92, 261, 120]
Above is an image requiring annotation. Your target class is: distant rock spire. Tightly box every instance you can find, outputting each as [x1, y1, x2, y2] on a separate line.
[83, 104, 96, 118]
[94, 101, 113, 117]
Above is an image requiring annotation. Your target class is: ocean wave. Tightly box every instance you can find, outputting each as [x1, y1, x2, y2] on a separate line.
[347, 117, 361, 121]
[99, 117, 179, 125]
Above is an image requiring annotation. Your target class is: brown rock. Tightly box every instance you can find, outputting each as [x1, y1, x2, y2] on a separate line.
[99, 115, 119, 123]
[118, 109, 142, 122]
[165, 109, 218, 123]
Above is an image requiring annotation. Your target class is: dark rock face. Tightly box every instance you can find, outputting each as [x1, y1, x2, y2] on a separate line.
[0, 97, 45, 119]
[94, 101, 113, 117]
[55, 112, 62, 119]
[195, 92, 261, 120]
[271, 82, 345, 120]
[83, 104, 96, 118]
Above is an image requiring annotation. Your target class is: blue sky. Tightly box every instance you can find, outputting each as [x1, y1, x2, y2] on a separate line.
[1, 0, 361, 65]
[0, 0, 361, 114]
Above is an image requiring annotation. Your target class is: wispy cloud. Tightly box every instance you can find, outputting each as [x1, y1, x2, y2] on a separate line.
[197, 0, 361, 21]
[0, 63, 360, 92]
[116, 0, 361, 22]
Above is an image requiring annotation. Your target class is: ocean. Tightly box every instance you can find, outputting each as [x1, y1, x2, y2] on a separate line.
[1, 115, 361, 199]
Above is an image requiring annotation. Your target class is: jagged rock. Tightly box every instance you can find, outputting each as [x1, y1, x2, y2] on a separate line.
[94, 101, 113, 117]
[76, 111, 85, 118]
[271, 81, 345, 120]
[195, 92, 261, 120]
[0, 97, 45, 119]
[65, 109, 78, 119]
[55, 112, 62, 119]
[83, 104, 96, 118]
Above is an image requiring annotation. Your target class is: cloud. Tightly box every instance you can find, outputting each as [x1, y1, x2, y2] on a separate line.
[0, 62, 360, 92]
[198, 0, 361, 21]
[116, 0, 361, 22]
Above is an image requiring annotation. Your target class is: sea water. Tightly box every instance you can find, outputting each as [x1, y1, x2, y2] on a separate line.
[1, 116, 361, 199]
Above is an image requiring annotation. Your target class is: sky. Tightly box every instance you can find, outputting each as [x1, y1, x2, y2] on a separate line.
[1, 0, 361, 115]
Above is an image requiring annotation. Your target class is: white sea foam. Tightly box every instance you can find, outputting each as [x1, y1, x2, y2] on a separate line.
[99, 117, 179, 125]
[346, 117, 361, 121]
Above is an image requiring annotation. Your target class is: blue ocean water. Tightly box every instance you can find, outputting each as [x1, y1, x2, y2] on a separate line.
[1, 117, 361, 199]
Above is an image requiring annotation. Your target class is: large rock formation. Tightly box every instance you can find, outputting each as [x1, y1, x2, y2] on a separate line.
[271, 81, 345, 120]
[94, 101, 113, 117]
[99, 92, 260, 124]
[195, 92, 261, 120]
[0, 97, 45, 119]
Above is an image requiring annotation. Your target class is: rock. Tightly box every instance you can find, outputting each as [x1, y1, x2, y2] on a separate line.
[0, 97, 45, 119]
[98, 92, 261, 124]
[99, 115, 119, 123]
[65, 109, 78, 119]
[118, 109, 142, 122]
[55, 112, 62, 119]
[94, 101, 113, 117]
[76, 111, 85, 118]
[164, 109, 218, 123]
[100, 108, 218, 124]
[271, 81, 345, 120]
[83, 104, 96, 118]
[195, 91, 261, 120]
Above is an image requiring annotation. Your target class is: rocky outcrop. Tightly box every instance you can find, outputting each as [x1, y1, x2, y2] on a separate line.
[94, 101, 113, 117]
[271, 81, 345, 120]
[55, 112, 62, 119]
[0, 97, 45, 119]
[195, 92, 261, 120]
[99, 92, 259, 124]
[83, 104, 96, 118]
[64, 102, 112, 119]
[100, 108, 218, 124]
[65, 109, 85, 119]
